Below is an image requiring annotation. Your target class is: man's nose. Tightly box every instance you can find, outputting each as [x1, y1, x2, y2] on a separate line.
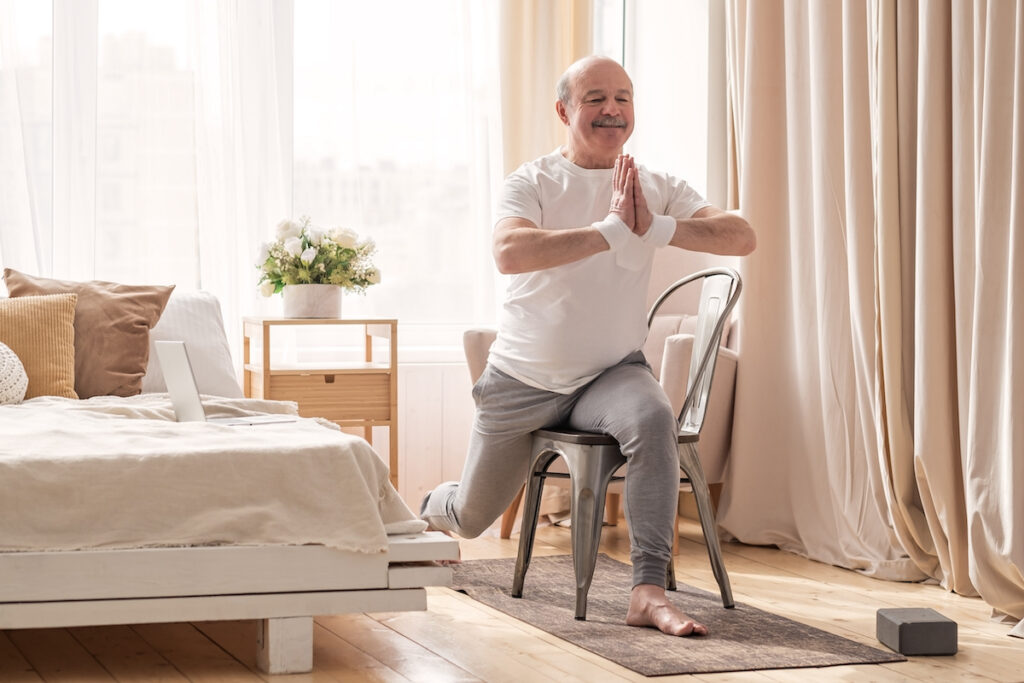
[601, 99, 621, 116]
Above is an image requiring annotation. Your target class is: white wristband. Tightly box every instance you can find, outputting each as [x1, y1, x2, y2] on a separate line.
[594, 214, 631, 252]
[642, 214, 676, 248]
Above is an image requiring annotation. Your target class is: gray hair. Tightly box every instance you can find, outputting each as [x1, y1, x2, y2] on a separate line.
[556, 70, 573, 107]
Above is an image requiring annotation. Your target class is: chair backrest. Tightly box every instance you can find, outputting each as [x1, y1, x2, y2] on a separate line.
[646, 267, 741, 434]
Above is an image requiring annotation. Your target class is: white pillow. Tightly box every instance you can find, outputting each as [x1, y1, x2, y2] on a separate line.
[141, 290, 243, 397]
[0, 341, 29, 404]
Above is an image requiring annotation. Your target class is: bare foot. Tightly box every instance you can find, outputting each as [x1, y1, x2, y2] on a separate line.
[625, 584, 708, 636]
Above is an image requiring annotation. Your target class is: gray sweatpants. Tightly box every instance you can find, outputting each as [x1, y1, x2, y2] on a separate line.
[422, 350, 679, 588]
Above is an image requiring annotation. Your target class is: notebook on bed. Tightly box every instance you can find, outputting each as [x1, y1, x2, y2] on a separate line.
[155, 340, 298, 426]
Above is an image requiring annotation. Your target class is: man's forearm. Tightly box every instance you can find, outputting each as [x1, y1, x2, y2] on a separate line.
[668, 211, 756, 256]
[492, 224, 612, 274]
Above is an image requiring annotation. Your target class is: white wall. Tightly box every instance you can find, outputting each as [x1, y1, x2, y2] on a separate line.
[394, 362, 476, 510]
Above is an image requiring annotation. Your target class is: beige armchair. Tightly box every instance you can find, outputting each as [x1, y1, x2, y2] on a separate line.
[461, 306, 737, 538]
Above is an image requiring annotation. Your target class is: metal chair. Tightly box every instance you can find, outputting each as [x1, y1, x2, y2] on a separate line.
[511, 267, 741, 619]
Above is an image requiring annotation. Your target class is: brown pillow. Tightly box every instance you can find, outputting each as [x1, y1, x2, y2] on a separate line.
[0, 293, 78, 399]
[4, 269, 174, 398]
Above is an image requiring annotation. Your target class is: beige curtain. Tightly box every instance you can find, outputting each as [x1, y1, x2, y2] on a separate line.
[498, 0, 593, 174]
[722, 0, 1024, 622]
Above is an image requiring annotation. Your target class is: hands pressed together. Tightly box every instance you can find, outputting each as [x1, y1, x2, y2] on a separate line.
[609, 154, 653, 237]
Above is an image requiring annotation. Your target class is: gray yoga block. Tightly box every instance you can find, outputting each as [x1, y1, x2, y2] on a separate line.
[876, 608, 957, 655]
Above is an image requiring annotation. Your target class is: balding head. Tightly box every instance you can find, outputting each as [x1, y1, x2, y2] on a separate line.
[556, 56, 632, 107]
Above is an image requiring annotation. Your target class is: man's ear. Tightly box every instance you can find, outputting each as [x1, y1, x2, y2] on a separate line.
[555, 100, 569, 126]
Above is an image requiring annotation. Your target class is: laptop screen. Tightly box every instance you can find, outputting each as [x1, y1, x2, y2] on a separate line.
[154, 340, 208, 422]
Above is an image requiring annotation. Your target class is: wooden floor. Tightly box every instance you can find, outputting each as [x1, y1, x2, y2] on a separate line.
[3, 518, 1022, 682]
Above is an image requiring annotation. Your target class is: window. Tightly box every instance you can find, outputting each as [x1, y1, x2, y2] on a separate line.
[93, 1, 197, 286]
[292, 0, 501, 326]
[625, 0, 710, 200]
[0, 2, 52, 276]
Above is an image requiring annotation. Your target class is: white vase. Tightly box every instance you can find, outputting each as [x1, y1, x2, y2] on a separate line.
[281, 284, 343, 319]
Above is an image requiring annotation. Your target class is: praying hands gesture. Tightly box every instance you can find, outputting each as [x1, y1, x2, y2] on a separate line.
[609, 154, 653, 237]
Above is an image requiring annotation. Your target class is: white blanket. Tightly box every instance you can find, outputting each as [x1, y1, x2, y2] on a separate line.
[0, 395, 426, 553]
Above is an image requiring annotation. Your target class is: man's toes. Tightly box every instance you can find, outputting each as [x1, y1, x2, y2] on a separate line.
[669, 619, 701, 636]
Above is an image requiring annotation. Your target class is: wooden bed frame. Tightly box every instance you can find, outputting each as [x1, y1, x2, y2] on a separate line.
[0, 531, 459, 673]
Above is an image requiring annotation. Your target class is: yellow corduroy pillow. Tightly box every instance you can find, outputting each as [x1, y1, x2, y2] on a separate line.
[0, 293, 78, 399]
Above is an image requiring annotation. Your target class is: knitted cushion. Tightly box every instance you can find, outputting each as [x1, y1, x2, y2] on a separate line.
[0, 341, 29, 404]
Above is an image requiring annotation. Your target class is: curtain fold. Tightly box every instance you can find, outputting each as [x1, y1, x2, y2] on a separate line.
[190, 0, 291, 356]
[498, 0, 593, 174]
[0, 0, 50, 281]
[720, 0, 921, 580]
[51, 0, 98, 281]
[956, 0, 1024, 620]
[723, 0, 1024, 621]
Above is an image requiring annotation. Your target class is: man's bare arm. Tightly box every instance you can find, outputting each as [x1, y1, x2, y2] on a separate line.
[492, 217, 611, 274]
[669, 206, 756, 256]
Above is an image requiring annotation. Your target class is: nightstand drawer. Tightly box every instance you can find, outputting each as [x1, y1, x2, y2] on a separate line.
[269, 373, 392, 422]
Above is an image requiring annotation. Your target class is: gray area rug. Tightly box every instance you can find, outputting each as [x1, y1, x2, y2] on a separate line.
[452, 554, 905, 676]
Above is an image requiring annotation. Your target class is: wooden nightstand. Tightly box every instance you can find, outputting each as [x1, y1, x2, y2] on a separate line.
[242, 317, 399, 487]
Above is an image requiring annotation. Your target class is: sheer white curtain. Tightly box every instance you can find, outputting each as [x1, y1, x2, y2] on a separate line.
[0, 0, 289, 358]
[0, 0, 502, 363]
[0, 0, 52, 282]
[722, 0, 1024, 623]
[191, 0, 292, 353]
[290, 0, 502, 334]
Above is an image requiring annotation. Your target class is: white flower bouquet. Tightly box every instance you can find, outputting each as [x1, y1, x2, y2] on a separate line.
[256, 216, 380, 297]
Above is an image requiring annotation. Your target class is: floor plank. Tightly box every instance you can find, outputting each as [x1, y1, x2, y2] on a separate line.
[68, 625, 188, 682]
[318, 612, 481, 682]
[130, 623, 261, 682]
[6, 628, 114, 681]
[0, 632, 43, 682]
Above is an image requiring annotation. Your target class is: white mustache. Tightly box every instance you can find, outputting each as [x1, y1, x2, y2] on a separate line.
[593, 116, 627, 128]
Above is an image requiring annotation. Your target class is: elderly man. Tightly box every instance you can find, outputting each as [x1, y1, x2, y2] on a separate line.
[421, 55, 755, 636]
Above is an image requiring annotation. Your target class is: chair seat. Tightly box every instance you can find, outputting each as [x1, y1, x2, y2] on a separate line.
[534, 428, 617, 445]
[535, 427, 699, 445]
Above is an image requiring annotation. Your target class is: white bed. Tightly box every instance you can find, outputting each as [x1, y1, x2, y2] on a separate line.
[0, 290, 457, 673]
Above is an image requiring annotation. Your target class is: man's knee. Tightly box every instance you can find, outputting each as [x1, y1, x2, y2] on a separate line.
[452, 513, 492, 539]
[446, 486, 503, 539]
[633, 398, 677, 436]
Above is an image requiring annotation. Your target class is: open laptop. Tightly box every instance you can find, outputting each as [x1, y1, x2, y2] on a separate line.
[154, 340, 298, 426]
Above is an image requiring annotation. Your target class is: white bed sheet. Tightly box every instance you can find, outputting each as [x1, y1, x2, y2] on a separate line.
[0, 394, 426, 553]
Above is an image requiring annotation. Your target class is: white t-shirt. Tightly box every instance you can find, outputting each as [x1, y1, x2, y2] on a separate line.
[489, 149, 710, 393]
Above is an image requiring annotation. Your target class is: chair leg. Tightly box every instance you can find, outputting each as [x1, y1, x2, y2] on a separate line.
[570, 482, 605, 620]
[500, 485, 525, 539]
[512, 453, 550, 598]
[563, 443, 622, 620]
[680, 443, 734, 608]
